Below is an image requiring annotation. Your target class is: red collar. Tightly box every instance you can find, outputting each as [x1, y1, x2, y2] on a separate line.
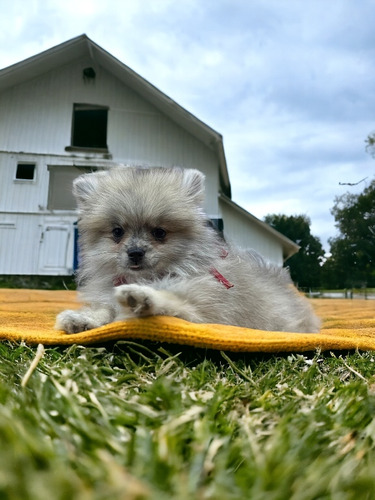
[113, 275, 128, 287]
[210, 267, 234, 289]
[210, 248, 233, 289]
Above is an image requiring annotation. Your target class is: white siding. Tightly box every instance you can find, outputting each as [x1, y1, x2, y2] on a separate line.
[0, 213, 76, 275]
[0, 153, 50, 213]
[220, 198, 284, 265]
[0, 214, 39, 274]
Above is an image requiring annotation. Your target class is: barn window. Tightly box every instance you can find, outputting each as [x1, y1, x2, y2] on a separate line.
[70, 103, 108, 150]
[15, 163, 36, 181]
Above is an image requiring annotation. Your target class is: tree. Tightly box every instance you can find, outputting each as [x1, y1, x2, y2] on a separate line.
[264, 214, 324, 289]
[365, 132, 375, 158]
[323, 179, 375, 288]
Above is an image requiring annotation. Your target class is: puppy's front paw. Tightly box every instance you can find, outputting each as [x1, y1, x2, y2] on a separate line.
[55, 307, 114, 334]
[115, 284, 155, 317]
[55, 310, 97, 334]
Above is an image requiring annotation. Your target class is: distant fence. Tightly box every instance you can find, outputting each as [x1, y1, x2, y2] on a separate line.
[304, 289, 375, 300]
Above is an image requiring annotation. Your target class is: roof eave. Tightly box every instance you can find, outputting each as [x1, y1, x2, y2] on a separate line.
[0, 34, 89, 91]
[219, 194, 300, 261]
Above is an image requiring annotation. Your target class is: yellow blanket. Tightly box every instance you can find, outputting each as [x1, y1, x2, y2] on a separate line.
[0, 289, 374, 352]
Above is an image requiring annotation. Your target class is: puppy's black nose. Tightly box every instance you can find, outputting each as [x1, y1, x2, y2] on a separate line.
[127, 248, 145, 265]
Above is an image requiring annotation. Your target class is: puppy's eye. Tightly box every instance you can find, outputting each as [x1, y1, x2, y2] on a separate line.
[112, 227, 124, 242]
[151, 227, 167, 241]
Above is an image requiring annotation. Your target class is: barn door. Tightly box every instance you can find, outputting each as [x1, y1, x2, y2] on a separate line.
[38, 224, 72, 274]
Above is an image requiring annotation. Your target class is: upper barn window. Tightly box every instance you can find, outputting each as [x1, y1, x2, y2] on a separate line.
[70, 103, 108, 150]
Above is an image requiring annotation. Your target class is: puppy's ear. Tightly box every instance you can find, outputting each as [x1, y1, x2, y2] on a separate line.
[73, 171, 107, 207]
[181, 169, 205, 203]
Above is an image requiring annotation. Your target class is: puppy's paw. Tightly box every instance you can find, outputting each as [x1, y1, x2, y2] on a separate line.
[55, 310, 96, 334]
[115, 284, 155, 317]
[55, 307, 114, 334]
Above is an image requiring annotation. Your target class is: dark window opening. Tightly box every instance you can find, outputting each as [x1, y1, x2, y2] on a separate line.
[71, 104, 108, 149]
[208, 218, 224, 239]
[15, 163, 36, 180]
[83, 67, 96, 80]
[209, 218, 224, 233]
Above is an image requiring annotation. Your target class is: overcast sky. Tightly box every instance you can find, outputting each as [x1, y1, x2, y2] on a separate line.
[1, 0, 374, 252]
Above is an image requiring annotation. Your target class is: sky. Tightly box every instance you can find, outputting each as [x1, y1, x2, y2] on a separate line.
[1, 0, 374, 253]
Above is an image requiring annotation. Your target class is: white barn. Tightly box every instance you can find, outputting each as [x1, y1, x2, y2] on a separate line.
[0, 35, 298, 276]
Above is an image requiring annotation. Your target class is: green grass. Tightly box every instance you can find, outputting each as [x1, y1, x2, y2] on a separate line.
[0, 275, 76, 290]
[1, 341, 375, 499]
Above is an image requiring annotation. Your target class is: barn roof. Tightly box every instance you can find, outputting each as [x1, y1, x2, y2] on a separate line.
[219, 195, 300, 261]
[0, 34, 231, 197]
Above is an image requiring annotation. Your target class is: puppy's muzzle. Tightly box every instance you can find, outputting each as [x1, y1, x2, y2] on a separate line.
[127, 247, 145, 266]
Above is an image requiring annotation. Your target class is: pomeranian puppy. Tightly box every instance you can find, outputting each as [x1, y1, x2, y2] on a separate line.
[56, 167, 320, 334]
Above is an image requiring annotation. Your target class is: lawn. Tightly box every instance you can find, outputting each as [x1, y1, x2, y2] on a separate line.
[1, 339, 375, 499]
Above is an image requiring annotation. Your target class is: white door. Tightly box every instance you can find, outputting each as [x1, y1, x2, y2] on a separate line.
[38, 224, 73, 274]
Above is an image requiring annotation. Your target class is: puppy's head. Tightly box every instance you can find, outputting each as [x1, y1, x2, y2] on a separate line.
[74, 167, 210, 282]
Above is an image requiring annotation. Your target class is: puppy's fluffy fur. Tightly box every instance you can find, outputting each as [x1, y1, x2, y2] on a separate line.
[56, 167, 320, 334]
